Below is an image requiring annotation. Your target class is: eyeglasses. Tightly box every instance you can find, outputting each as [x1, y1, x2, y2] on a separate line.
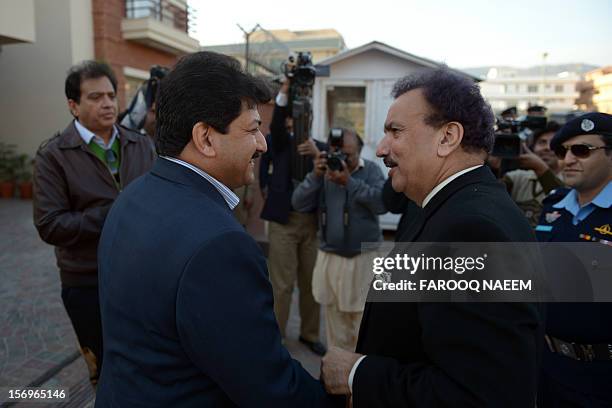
[553, 143, 610, 159]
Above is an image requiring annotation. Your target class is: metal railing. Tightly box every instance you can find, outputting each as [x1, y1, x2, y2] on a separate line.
[125, 0, 197, 34]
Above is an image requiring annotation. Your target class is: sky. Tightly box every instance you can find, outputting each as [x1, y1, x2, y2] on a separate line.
[189, 0, 611, 69]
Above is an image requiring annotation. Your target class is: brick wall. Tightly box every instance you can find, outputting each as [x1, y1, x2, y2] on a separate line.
[92, 0, 181, 109]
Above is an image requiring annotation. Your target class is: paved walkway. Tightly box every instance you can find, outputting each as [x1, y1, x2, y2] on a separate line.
[0, 199, 324, 407]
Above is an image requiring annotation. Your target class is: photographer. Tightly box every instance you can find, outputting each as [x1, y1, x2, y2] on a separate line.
[119, 65, 168, 142]
[502, 121, 565, 226]
[292, 128, 385, 351]
[260, 78, 327, 356]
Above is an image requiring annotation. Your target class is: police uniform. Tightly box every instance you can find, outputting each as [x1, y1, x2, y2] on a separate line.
[535, 112, 612, 407]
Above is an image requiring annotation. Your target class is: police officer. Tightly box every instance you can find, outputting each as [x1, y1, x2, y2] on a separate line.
[535, 112, 612, 407]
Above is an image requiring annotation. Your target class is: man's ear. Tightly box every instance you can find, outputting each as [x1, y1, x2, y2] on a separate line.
[67, 99, 79, 118]
[191, 122, 217, 158]
[438, 121, 464, 157]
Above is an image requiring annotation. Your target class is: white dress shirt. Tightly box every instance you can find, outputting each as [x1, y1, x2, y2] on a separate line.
[74, 119, 119, 149]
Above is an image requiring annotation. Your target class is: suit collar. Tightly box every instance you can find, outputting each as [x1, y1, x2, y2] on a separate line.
[397, 165, 495, 242]
[421, 165, 482, 207]
[150, 157, 229, 210]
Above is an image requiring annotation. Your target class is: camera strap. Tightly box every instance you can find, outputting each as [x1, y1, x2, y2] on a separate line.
[320, 181, 349, 244]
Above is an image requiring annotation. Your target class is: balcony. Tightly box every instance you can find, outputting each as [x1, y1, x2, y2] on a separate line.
[121, 0, 199, 55]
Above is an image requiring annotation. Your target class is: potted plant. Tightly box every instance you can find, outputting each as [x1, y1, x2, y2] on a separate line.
[15, 154, 33, 200]
[0, 143, 17, 198]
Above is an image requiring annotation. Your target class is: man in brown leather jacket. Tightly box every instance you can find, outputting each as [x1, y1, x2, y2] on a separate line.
[33, 61, 156, 387]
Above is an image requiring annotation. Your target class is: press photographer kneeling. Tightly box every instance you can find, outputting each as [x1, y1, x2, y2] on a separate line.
[292, 128, 385, 352]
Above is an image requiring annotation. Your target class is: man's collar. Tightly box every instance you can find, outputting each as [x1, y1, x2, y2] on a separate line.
[159, 156, 239, 210]
[556, 181, 612, 214]
[422, 165, 482, 208]
[74, 120, 119, 147]
[350, 158, 365, 174]
[552, 189, 580, 215]
[592, 181, 612, 208]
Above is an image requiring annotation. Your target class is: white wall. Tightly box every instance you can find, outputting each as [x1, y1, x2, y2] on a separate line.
[0, 0, 94, 156]
[70, 0, 94, 64]
[0, 0, 36, 44]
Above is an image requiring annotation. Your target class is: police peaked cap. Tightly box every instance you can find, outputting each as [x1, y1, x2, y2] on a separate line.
[550, 112, 612, 150]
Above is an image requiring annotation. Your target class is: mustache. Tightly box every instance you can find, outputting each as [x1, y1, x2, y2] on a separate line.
[383, 156, 398, 168]
[251, 152, 261, 160]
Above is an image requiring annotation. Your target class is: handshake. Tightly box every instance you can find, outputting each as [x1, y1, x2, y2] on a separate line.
[320, 346, 364, 403]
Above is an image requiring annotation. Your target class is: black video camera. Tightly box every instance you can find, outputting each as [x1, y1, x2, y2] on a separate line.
[283, 51, 316, 87]
[327, 128, 347, 171]
[492, 115, 547, 158]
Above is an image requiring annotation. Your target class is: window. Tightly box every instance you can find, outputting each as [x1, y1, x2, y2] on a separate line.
[527, 85, 538, 93]
[125, 0, 189, 32]
[326, 86, 366, 139]
[126, 0, 159, 19]
[555, 85, 564, 93]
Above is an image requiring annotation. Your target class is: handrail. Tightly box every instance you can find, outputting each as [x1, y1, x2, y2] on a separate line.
[125, 0, 196, 34]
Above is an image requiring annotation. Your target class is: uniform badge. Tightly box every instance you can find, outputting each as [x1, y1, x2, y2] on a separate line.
[594, 224, 612, 236]
[581, 119, 595, 132]
[545, 211, 561, 223]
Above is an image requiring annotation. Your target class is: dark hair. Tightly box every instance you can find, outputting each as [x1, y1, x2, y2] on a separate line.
[532, 121, 561, 143]
[392, 67, 495, 152]
[155, 51, 272, 156]
[65, 61, 117, 103]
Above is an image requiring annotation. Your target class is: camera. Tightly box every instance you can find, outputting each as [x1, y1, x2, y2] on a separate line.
[327, 128, 347, 171]
[492, 115, 547, 158]
[283, 51, 316, 87]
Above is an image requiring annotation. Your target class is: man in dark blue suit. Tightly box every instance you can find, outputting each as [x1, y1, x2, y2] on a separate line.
[96, 52, 336, 407]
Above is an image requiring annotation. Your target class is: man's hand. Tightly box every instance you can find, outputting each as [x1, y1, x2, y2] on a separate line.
[297, 138, 320, 157]
[313, 151, 328, 178]
[320, 346, 362, 395]
[517, 142, 549, 176]
[326, 160, 350, 186]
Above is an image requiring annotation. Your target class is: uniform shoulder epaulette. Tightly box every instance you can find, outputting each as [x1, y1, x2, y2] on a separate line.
[542, 187, 571, 206]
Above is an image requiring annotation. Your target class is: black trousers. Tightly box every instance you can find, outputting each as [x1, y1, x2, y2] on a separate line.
[61, 286, 103, 386]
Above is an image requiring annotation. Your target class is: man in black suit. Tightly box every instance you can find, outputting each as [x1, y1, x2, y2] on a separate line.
[320, 68, 543, 407]
[96, 52, 336, 407]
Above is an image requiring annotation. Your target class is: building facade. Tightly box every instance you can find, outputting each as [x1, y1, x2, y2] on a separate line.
[479, 67, 581, 114]
[96, 0, 199, 107]
[581, 66, 612, 114]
